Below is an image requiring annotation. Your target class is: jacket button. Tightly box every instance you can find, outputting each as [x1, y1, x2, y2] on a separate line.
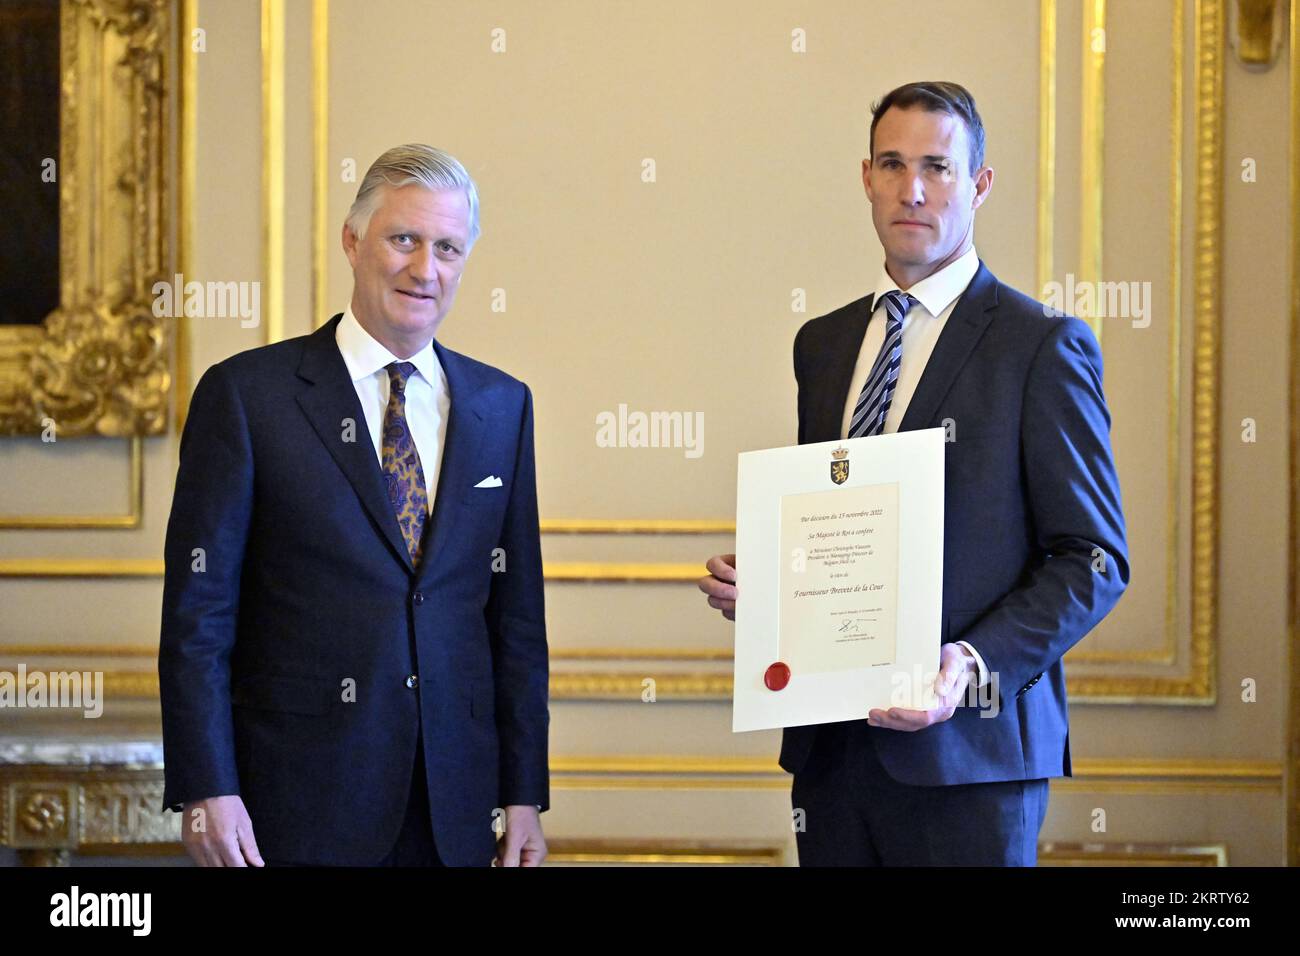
[405, 675, 419, 689]
[412, 592, 424, 606]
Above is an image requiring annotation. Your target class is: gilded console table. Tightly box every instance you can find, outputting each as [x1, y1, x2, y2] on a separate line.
[0, 738, 180, 866]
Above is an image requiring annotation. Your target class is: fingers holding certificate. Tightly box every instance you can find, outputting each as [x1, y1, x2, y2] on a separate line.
[728, 428, 946, 732]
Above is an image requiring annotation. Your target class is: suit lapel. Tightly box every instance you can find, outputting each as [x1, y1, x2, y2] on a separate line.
[296, 315, 415, 573]
[415, 339, 488, 585]
[897, 261, 999, 432]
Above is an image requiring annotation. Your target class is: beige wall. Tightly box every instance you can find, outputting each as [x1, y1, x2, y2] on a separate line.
[0, 0, 1292, 865]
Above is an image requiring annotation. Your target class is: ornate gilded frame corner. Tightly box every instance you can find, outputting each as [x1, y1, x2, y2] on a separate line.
[0, 0, 173, 437]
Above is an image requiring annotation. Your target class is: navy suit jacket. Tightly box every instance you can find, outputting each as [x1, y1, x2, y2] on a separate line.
[779, 261, 1128, 786]
[159, 314, 549, 866]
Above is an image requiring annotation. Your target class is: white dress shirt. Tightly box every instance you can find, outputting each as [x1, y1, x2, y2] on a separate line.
[840, 246, 980, 439]
[838, 246, 990, 689]
[335, 307, 450, 512]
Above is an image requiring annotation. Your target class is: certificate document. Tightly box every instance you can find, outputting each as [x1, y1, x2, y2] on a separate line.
[733, 428, 945, 732]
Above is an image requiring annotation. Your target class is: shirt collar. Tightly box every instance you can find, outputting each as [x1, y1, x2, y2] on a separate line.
[869, 246, 980, 319]
[335, 306, 445, 391]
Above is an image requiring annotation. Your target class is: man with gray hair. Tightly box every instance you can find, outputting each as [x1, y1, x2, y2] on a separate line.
[160, 144, 550, 867]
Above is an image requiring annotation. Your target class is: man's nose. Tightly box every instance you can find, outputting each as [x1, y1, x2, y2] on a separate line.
[407, 244, 439, 286]
[901, 171, 925, 206]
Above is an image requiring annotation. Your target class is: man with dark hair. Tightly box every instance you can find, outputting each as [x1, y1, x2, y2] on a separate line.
[869, 81, 986, 176]
[699, 82, 1128, 865]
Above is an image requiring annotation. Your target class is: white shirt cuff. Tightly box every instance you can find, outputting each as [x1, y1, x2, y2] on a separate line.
[955, 640, 990, 688]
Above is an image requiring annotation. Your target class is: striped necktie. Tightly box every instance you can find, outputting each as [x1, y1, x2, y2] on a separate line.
[382, 361, 430, 565]
[847, 290, 914, 439]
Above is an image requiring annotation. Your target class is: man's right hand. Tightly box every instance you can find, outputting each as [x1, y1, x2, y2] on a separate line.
[698, 553, 738, 621]
[181, 795, 264, 867]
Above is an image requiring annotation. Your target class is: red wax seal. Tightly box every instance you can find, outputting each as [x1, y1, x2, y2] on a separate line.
[764, 662, 791, 692]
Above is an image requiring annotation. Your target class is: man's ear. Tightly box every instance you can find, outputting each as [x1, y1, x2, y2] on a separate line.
[971, 166, 994, 210]
[341, 223, 359, 268]
[862, 157, 874, 203]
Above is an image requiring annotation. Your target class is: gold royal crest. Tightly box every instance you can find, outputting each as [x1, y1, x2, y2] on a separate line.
[830, 446, 849, 485]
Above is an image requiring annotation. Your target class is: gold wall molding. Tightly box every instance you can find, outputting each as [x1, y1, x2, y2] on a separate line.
[540, 518, 734, 534]
[1287, 0, 1300, 870]
[1065, 0, 1181, 673]
[0, 437, 143, 529]
[311, 0, 329, 328]
[0, 645, 733, 662]
[506, 839, 1231, 867]
[0, 669, 733, 702]
[261, 0, 285, 345]
[546, 839, 786, 866]
[0, 559, 163, 578]
[1037, 0, 1057, 297]
[547, 755, 1278, 796]
[1078, 0, 1107, 341]
[550, 672, 730, 701]
[1233, 0, 1284, 65]
[1066, 0, 1221, 703]
[175, 0, 197, 436]
[1040, 842, 1227, 865]
[0, 559, 704, 581]
[545, 562, 702, 582]
[0, 0, 173, 437]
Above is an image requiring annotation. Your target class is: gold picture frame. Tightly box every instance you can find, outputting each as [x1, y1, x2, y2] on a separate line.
[0, 0, 172, 437]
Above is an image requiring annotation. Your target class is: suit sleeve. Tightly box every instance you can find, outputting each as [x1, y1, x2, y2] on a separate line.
[158, 362, 255, 811]
[793, 321, 810, 445]
[485, 383, 550, 811]
[959, 316, 1129, 703]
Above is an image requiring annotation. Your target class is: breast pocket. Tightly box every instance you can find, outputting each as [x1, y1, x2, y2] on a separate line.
[459, 481, 511, 542]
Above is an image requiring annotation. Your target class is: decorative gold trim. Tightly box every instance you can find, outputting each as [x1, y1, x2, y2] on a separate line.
[550, 754, 1280, 778]
[1078, 0, 1106, 340]
[0, 559, 163, 578]
[546, 839, 786, 866]
[1287, 0, 1300, 869]
[1234, 0, 1282, 65]
[0, 437, 143, 528]
[0, 669, 737, 702]
[1068, 0, 1221, 701]
[1039, 842, 1227, 865]
[540, 518, 735, 534]
[551, 673, 731, 700]
[553, 648, 732, 661]
[1036, 0, 1056, 297]
[1187, 0, 1223, 700]
[0, 644, 735, 662]
[311, 0, 329, 329]
[1162, 0, 1185, 669]
[261, 0, 285, 345]
[547, 755, 1278, 795]
[1070, 0, 1180, 667]
[0, 645, 159, 658]
[0, 559, 704, 581]
[0, 0, 173, 436]
[175, 0, 197, 436]
[1066, 647, 1177, 665]
[544, 562, 704, 581]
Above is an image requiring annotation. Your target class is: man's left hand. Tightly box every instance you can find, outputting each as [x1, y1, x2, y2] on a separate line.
[867, 643, 977, 732]
[494, 805, 547, 867]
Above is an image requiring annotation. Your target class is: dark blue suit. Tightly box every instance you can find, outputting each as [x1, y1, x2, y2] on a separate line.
[159, 314, 549, 867]
[782, 262, 1128, 864]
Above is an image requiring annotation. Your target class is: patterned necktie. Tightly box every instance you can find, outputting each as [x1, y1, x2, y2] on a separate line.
[381, 361, 430, 565]
[847, 290, 914, 439]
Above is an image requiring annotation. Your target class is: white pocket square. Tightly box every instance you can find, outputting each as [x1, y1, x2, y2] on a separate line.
[474, 475, 503, 488]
